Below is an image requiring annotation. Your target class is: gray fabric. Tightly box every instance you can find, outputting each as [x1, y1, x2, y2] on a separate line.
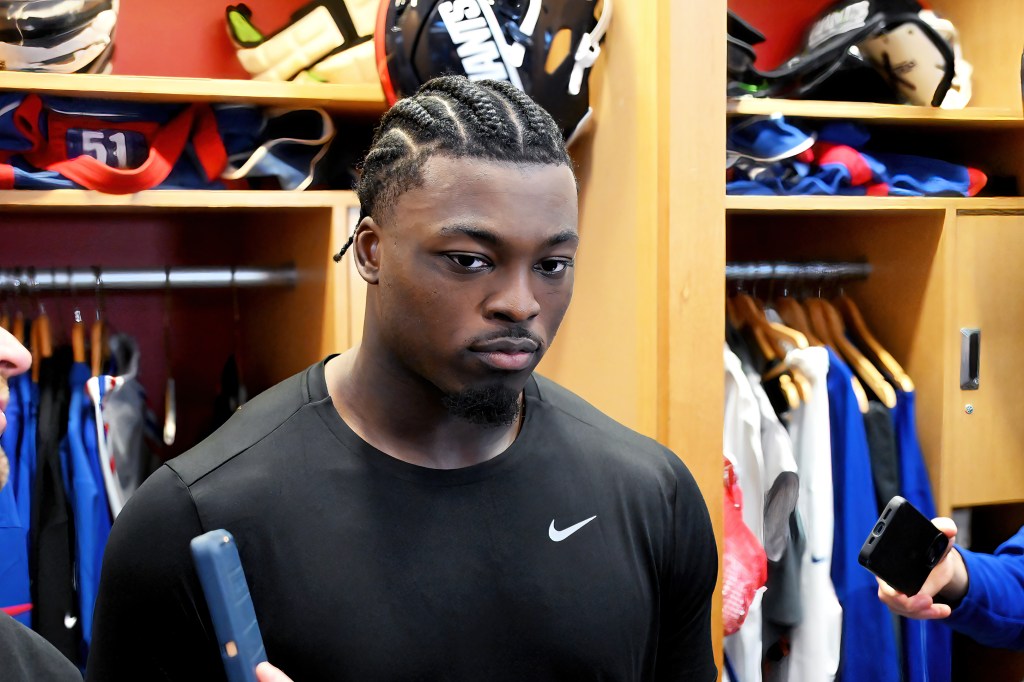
[102, 334, 156, 504]
[864, 400, 900, 514]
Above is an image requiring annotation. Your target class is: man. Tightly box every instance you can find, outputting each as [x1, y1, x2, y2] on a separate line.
[879, 517, 1024, 650]
[86, 75, 717, 681]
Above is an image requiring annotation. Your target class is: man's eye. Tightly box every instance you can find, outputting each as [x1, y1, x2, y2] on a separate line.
[446, 254, 490, 270]
[535, 259, 574, 275]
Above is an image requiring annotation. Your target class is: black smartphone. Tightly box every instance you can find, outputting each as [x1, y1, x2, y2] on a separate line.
[858, 496, 950, 596]
[191, 529, 267, 682]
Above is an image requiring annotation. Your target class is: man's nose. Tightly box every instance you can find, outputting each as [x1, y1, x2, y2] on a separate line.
[0, 327, 32, 378]
[485, 270, 541, 323]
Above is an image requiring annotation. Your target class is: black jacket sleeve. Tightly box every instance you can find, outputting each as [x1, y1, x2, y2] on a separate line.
[1, 610, 82, 681]
[85, 466, 225, 682]
[655, 452, 719, 681]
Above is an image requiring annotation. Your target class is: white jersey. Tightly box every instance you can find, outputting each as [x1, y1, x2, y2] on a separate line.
[785, 347, 842, 681]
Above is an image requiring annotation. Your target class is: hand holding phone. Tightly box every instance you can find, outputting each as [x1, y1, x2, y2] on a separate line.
[859, 496, 951, 596]
[191, 529, 268, 682]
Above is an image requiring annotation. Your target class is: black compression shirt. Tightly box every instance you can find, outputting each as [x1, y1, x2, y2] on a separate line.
[86, 359, 717, 681]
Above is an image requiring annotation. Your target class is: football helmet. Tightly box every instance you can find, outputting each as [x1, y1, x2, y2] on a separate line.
[376, 0, 612, 144]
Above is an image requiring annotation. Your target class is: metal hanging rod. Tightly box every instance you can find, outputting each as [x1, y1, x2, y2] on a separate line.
[725, 261, 872, 282]
[0, 265, 297, 292]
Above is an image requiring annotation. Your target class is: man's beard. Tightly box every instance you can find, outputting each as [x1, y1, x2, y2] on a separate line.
[442, 384, 522, 426]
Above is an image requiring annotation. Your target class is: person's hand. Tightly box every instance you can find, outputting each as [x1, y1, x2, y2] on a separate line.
[877, 516, 969, 620]
[256, 662, 294, 682]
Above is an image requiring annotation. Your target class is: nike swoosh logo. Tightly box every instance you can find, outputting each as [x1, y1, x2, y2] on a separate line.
[811, 555, 827, 564]
[549, 515, 597, 542]
[64, 614, 78, 630]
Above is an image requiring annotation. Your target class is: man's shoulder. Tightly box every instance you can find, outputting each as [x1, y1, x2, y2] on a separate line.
[167, 367, 313, 486]
[531, 375, 679, 473]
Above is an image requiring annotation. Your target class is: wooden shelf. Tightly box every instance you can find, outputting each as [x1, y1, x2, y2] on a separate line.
[0, 72, 386, 115]
[727, 98, 1023, 127]
[0, 189, 359, 211]
[726, 195, 1024, 212]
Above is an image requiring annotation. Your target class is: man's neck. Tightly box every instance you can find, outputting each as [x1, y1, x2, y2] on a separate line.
[324, 348, 523, 470]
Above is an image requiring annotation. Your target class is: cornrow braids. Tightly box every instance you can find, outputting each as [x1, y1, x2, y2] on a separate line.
[335, 75, 572, 262]
[478, 79, 556, 150]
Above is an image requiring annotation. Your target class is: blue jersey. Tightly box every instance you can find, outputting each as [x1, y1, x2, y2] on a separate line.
[0, 471, 31, 626]
[895, 389, 952, 682]
[0, 373, 30, 627]
[826, 349, 899, 681]
[15, 377, 37, 558]
[66, 361, 112, 648]
[1, 374, 24, 496]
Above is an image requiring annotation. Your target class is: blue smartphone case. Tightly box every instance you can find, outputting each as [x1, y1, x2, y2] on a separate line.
[190, 529, 267, 682]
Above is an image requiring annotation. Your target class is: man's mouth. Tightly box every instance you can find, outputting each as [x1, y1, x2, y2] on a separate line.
[469, 337, 540, 372]
[472, 349, 535, 372]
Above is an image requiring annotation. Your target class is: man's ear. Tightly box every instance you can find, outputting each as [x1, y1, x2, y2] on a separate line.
[353, 216, 382, 285]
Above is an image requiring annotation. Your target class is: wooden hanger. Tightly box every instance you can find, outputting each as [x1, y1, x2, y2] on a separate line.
[768, 321, 809, 350]
[725, 293, 741, 329]
[91, 315, 106, 377]
[732, 293, 803, 410]
[734, 293, 792, 359]
[29, 307, 53, 384]
[804, 297, 835, 347]
[774, 296, 822, 346]
[815, 298, 898, 408]
[763, 308, 813, 403]
[29, 317, 40, 383]
[836, 295, 915, 393]
[11, 312, 25, 346]
[71, 314, 86, 365]
[803, 297, 872, 414]
[36, 311, 52, 360]
[91, 269, 109, 377]
[767, 320, 813, 403]
[0, 311, 9, 331]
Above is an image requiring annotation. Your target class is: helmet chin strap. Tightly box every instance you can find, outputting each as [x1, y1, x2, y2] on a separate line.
[506, 0, 542, 68]
[565, 107, 594, 147]
[568, 0, 613, 96]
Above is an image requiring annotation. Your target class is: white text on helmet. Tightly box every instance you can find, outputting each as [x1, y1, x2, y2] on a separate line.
[438, 0, 510, 82]
[808, 1, 870, 48]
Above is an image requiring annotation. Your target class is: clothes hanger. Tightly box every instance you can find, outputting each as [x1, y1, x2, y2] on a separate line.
[11, 310, 25, 347]
[760, 280, 813, 404]
[815, 296, 898, 409]
[28, 269, 52, 383]
[774, 282, 822, 346]
[732, 290, 802, 411]
[70, 268, 87, 365]
[91, 266, 108, 378]
[835, 293, 915, 393]
[725, 280, 743, 329]
[0, 287, 9, 331]
[766, 320, 813, 403]
[804, 289, 871, 414]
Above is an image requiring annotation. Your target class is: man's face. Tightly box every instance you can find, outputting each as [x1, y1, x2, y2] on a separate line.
[0, 325, 31, 438]
[359, 155, 579, 418]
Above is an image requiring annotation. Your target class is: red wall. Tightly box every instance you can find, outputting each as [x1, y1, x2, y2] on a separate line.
[729, 0, 835, 70]
[113, 0, 308, 78]
[2, 214, 267, 459]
